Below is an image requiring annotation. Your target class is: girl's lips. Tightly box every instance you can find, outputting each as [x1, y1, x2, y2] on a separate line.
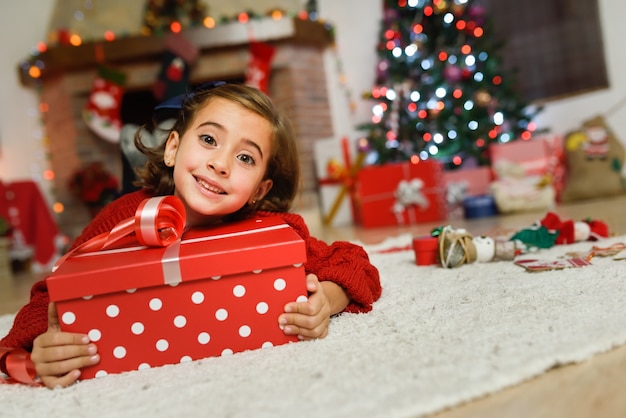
[195, 176, 226, 194]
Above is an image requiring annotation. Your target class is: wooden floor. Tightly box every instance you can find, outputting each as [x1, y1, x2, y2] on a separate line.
[2, 194, 626, 417]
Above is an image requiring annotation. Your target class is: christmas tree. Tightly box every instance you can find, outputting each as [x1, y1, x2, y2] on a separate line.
[359, 0, 541, 168]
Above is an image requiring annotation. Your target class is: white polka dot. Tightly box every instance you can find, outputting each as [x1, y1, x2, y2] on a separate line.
[149, 298, 163, 311]
[198, 332, 211, 344]
[191, 291, 205, 304]
[95, 370, 108, 378]
[211, 276, 221, 280]
[169, 281, 179, 287]
[296, 295, 308, 303]
[126, 288, 137, 293]
[233, 285, 246, 297]
[215, 308, 228, 321]
[180, 356, 192, 363]
[262, 342, 274, 348]
[239, 325, 251, 337]
[293, 263, 303, 268]
[82, 295, 93, 300]
[174, 315, 187, 328]
[138, 363, 151, 370]
[256, 302, 269, 314]
[156, 339, 169, 351]
[221, 349, 234, 356]
[274, 278, 286, 291]
[113, 346, 127, 359]
[131, 322, 144, 335]
[252, 269, 262, 274]
[88, 329, 101, 341]
[61, 311, 76, 325]
[106, 305, 120, 317]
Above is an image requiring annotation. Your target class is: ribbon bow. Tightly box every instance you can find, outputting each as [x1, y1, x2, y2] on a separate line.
[53, 195, 186, 271]
[0, 347, 40, 386]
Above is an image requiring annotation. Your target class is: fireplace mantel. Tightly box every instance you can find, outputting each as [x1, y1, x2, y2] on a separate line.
[18, 17, 333, 87]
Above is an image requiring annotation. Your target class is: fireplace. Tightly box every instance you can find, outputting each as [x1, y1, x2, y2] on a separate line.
[28, 18, 333, 240]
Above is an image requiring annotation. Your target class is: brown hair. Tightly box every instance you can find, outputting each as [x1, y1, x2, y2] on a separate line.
[134, 83, 300, 219]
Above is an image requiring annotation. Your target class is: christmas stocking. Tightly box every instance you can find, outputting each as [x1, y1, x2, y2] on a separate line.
[245, 41, 275, 94]
[153, 32, 199, 102]
[83, 66, 126, 143]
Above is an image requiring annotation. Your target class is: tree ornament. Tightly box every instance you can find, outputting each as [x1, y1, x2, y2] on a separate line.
[443, 64, 462, 83]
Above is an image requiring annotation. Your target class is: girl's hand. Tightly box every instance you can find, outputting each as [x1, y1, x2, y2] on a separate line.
[279, 274, 349, 340]
[30, 303, 100, 389]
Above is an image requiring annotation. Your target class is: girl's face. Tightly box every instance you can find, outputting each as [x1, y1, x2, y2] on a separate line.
[164, 97, 274, 226]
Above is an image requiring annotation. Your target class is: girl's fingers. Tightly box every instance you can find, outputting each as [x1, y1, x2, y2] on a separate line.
[35, 352, 100, 380]
[41, 369, 81, 389]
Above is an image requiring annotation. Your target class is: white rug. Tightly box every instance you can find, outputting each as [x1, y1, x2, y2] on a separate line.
[2, 234, 626, 418]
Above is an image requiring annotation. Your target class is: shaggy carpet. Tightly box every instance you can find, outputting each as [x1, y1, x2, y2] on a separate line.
[2, 234, 626, 418]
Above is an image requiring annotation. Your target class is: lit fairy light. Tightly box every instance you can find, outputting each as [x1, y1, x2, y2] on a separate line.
[373, 104, 385, 117]
[443, 13, 454, 24]
[433, 133, 444, 144]
[500, 133, 512, 142]
[448, 130, 458, 139]
[410, 90, 421, 101]
[421, 58, 433, 70]
[419, 150, 429, 159]
[386, 89, 397, 100]
[405, 43, 418, 57]
[448, 55, 458, 64]
[435, 87, 447, 98]
[465, 55, 476, 66]
[474, 72, 484, 82]
[464, 100, 474, 110]
[493, 112, 504, 125]
[468, 120, 478, 130]
[392, 47, 403, 58]
[428, 144, 439, 155]
[386, 139, 399, 149]
[478, 52, 488, 61]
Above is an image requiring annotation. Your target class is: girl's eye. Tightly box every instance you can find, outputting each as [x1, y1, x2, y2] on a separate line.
[237, 154, 256, 165]
[199, 134, 216, 146]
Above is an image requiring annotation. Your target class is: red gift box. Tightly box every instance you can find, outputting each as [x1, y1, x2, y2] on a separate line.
[489, 135, 564, 180]
[47, 210, 307, 380]
[443, 166, 494, 197]
[356, 160, 447, 228]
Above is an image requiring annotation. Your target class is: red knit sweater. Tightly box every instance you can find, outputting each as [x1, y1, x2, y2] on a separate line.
[1, 190, 381, 351]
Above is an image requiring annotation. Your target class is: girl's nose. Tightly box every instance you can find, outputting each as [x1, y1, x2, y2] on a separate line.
[207, 152, 229, 176]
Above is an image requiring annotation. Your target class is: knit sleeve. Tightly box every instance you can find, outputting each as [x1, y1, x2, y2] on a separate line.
[0, 279, 49, 351]
[260, 212, 382, 313]
[0, 190, 151, 351]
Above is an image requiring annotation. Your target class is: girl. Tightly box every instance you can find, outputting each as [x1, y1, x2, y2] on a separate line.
[0, 82, 381, 389]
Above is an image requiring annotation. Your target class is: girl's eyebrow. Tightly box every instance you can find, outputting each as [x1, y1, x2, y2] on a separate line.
[197, 121, 264, 159]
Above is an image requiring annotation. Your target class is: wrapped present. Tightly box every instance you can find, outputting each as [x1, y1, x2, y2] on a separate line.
[443, 166, 494, 218]
[356, 160, 447, 228]
[46, 196, 307, 380]
[443, 166, 494, 197]
[489, 134, 565, 200]
[313, 136, 364, 226]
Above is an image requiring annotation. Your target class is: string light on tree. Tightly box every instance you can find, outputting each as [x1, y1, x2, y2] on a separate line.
[359, 0, 541, 168]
